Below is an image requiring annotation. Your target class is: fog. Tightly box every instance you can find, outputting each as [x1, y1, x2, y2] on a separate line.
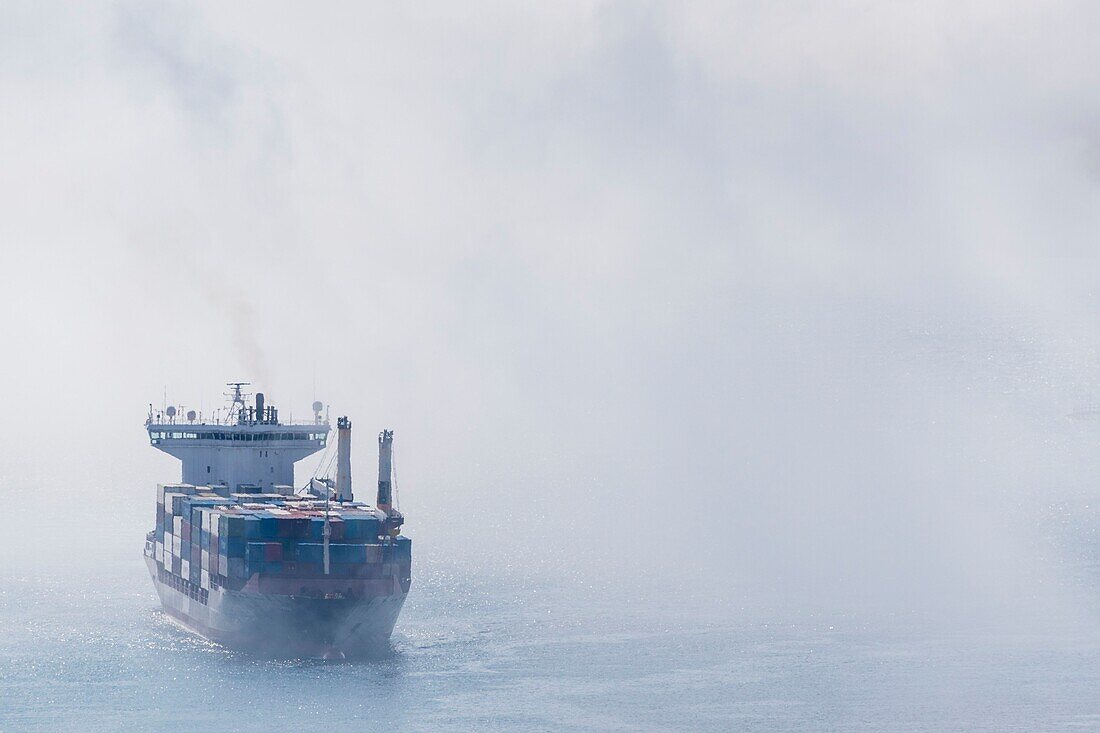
[3, 1, 1100, 634]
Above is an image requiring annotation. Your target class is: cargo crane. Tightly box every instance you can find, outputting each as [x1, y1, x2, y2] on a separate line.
[377, 430, 404, 536]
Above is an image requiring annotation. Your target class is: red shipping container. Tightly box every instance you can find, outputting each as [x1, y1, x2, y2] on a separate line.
[181, 521, 191, 542]
[264, 542, 282, 561]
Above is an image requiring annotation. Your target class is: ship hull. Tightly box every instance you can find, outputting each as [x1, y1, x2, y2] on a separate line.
[145, 556, 407, 658]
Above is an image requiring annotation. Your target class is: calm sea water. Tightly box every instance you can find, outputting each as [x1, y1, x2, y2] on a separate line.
[3, 417, 1100, 733]
[2, 538, 1100, 732]
[7, 325, 1100, 730]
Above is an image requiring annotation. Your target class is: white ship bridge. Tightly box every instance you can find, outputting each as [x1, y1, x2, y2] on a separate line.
[147, 383, 329, 492]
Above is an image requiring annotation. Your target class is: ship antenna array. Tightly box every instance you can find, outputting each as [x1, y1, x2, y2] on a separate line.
[224, 382, 251, 424]
[225, 382, 251, 407]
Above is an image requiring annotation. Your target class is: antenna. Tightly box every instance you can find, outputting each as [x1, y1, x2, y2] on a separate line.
[225, 382, 251, 408]
[224, 382, 251, 424]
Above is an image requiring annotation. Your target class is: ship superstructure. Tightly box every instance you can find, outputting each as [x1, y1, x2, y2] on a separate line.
[143, 384, 410, 658]
[147, 383, 329, 492]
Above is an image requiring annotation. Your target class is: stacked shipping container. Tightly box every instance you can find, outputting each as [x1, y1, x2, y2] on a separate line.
[154, 483, 411, 594]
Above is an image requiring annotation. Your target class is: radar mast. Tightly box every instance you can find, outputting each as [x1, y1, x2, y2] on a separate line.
[224, 382, 251, 425]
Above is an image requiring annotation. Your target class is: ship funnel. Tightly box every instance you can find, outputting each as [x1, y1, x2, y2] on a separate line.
[336, 416, 353, 502]
[377, 430, 394, 512]
[255, 393, 265, 424]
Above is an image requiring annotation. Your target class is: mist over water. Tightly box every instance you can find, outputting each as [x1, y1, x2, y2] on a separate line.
[3, 2, 1100, 730]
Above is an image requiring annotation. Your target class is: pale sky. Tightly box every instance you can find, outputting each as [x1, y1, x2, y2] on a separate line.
[3, 1, 1100, 623]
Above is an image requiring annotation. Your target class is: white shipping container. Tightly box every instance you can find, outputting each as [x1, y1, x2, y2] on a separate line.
[211, 514, 220, 537]
[200, 510, 209, 531]
[172, 535, 182, 557]
[173, 516, 182, 535]
[200, 569, 209, 589]
[155, 542, 164, 563]
[201, 549, 209, 570]
[218, 555, 227, 576]
[181, 558, 190, 579]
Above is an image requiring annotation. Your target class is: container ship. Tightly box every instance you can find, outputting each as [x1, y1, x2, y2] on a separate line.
[143, 383, 411, 658]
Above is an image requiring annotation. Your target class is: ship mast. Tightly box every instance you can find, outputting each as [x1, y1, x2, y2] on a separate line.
[377, 430, 394, 512]
[336, 417, 353, 501]
[224, 382, 250, 425]
[323, 480, 331, 575]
